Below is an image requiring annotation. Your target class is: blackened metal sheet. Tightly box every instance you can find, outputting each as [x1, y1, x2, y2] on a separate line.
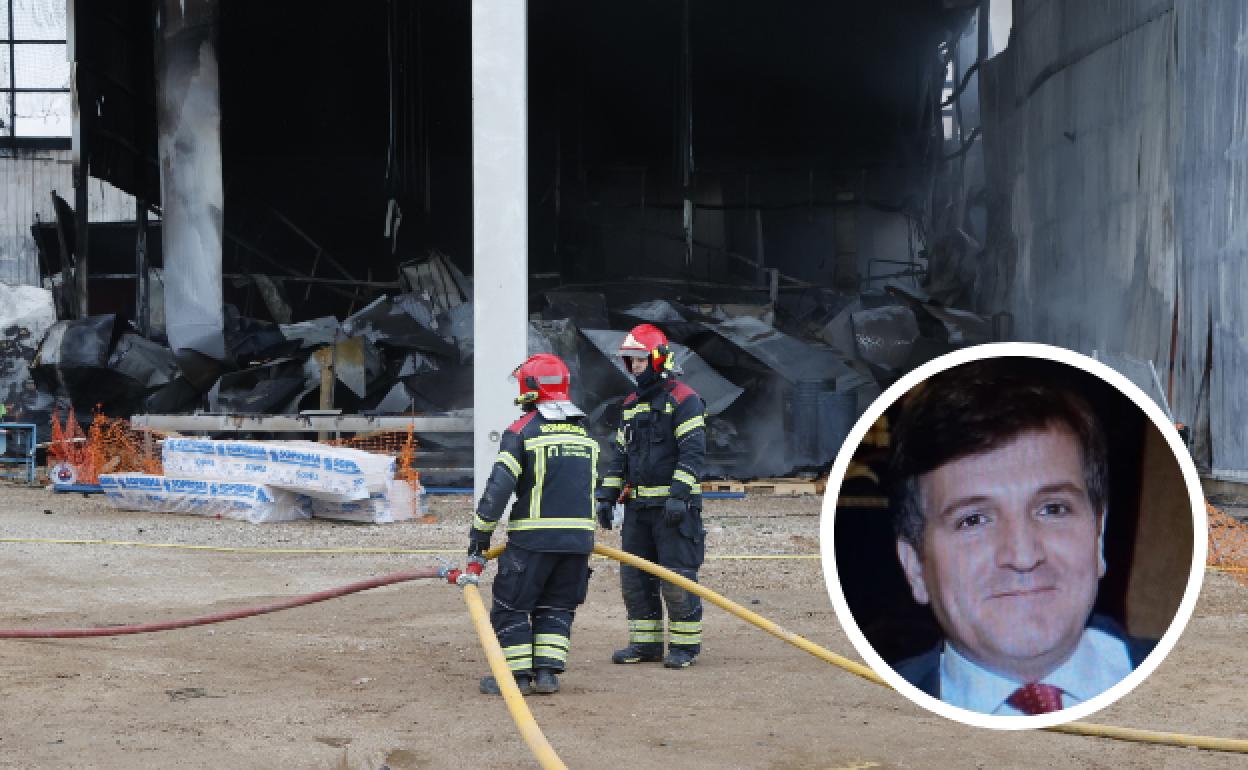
[702, 316, 862, 389]
[107, 333, 179, 389]
[544, 291, 610, 329]
[281, 316, 341, 350]
[342, 294, 457, 358]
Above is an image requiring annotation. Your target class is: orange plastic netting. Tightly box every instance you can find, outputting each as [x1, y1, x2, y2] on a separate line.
[326, 427, 423, 490]
[49, 408, 420, 492]
[1207, 502, 1248, 584]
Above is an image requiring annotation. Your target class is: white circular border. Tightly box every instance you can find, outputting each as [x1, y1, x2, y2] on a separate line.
[819, 342, 1208, 730]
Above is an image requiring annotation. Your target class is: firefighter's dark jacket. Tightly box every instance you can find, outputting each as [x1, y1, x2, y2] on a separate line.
[598, 378, 707, 505]
[471, 410, 599, 554]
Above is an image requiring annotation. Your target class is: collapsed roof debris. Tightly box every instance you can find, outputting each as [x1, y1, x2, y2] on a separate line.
[7, 254, 1006, 482]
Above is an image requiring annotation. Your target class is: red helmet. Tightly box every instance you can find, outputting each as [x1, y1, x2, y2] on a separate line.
[619, 323, 674, 375]
[512, 353, 572, 406]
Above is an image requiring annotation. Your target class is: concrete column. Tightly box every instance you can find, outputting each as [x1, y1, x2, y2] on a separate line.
[154, 0, 225, 375]
[472, 0, 529, 503]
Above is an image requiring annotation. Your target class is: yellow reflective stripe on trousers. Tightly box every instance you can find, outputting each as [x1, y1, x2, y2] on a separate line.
[502, 644, 533, 670]
[668, 621, 702, 632]
[472, 514, 498, 533]
[534, 634, 570, 649]
[601, 476, 623, 488]
[674, 415, 705, 438]
[672, 469, 698, 488]
[534, 646, 568, 662]
[507, 517, 596, 531]
[495, 450, 522, 478]
[629, 632, 664, 643]
[628, 619, 662, 630]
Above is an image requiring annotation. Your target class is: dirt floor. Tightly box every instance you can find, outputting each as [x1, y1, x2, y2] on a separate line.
[1, 485, 1246, 770]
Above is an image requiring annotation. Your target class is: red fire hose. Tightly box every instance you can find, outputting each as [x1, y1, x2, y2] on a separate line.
[0, 566, 446, 639]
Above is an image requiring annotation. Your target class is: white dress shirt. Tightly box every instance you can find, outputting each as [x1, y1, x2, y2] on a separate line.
[939, 627, 1134, 715]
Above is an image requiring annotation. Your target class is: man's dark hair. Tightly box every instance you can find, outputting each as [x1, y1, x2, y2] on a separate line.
[890, 358, 1109, 547]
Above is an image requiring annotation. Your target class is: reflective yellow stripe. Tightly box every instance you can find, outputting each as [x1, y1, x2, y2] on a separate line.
[627, 484, 699, 497]
[615, 429, 625, 447]
[534, 634, 570, 649]
[631, 485, 670, 498]
[472, 514, 498, 532]
[672, 469, 698, 488]
[534, 646, 568, 661]
[674, 415, 705, 438]
[628, 619, 662, 630]
[496, 451, 522, 478]
[523, 435, 600, 451]
[669, 622, 702, 632]
[590, 442, 600, 518]
[629, 632, 664, 643]
[530, 445, 546, 519]
[601, 477, 623, 488]
[664, 403, 674, 413]
[507, 657, 533, 671]
[502, 644, 532, 658]
[669, 634, 702, 645]
[622, 404, 651, 420]
[507, 518, 596, 531]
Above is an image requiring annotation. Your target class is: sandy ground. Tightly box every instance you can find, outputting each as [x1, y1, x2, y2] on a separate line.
[0, 485, 1246, 770]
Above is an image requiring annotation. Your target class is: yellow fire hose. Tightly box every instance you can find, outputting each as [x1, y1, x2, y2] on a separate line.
[461, 582, 568, 770]
[585, 543, 1248, 754]
[5, 535, 1247, 758]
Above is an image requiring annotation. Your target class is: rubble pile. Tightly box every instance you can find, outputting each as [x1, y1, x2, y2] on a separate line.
[1, 254, 1002, 482]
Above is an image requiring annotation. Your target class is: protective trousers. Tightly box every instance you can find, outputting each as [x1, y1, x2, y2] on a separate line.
[619, 501, 705, 656]
[490, 544, 591, 674]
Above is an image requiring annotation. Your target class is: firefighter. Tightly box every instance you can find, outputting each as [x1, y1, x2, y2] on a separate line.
[469, 353, 599, 696]
[596, 324, 708, 669]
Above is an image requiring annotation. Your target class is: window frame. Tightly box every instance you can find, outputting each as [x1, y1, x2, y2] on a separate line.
[1, 0, 72, 147]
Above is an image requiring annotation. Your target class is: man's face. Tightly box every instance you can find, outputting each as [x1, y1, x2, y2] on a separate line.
[624, 356, 649, 376]
[896, 427, 1105, 683]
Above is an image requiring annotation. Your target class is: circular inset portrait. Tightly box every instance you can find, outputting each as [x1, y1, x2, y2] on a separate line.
[820, 343, 1206, 729]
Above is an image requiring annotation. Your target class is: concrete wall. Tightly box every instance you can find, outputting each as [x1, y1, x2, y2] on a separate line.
[0, 148, 135, 287]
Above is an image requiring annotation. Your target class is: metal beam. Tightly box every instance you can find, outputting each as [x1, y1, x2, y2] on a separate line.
[472, 0, 529, 503]
[129, 414, 473, 433]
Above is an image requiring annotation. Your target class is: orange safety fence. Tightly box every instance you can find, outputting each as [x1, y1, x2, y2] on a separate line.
[1206, 501, 1248, 585]
[326, 425, 424, 493]
[50, 408, 422, 497]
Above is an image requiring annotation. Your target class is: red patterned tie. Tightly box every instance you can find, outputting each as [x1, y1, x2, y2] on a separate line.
[1006, 682, 1064, 715]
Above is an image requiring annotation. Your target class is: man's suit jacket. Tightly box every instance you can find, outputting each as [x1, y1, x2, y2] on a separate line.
[891, 614, 1158, 699]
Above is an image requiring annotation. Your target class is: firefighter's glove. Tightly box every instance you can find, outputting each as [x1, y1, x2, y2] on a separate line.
[596, 499, 615, 530]
[468, 532, 491, 558]
[663, 497, 688, 527]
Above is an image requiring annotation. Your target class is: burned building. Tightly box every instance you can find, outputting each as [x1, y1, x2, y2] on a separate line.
[1, 1, 1239, 486]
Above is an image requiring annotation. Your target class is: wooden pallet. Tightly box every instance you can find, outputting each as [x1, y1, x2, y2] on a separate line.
[702, 480, 745, 494]
[743, 478, 822, 497]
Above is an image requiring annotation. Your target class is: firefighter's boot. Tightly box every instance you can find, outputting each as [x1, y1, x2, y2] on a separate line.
[611, 643, 663, 664]
[663, 648, 698, 669]
[532, 668, 560, 694]
[479, 672, 534, 696]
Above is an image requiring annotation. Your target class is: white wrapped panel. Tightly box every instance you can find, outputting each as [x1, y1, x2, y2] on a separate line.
[162, 438, 396, 502]
[99, 473, 310, 524]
